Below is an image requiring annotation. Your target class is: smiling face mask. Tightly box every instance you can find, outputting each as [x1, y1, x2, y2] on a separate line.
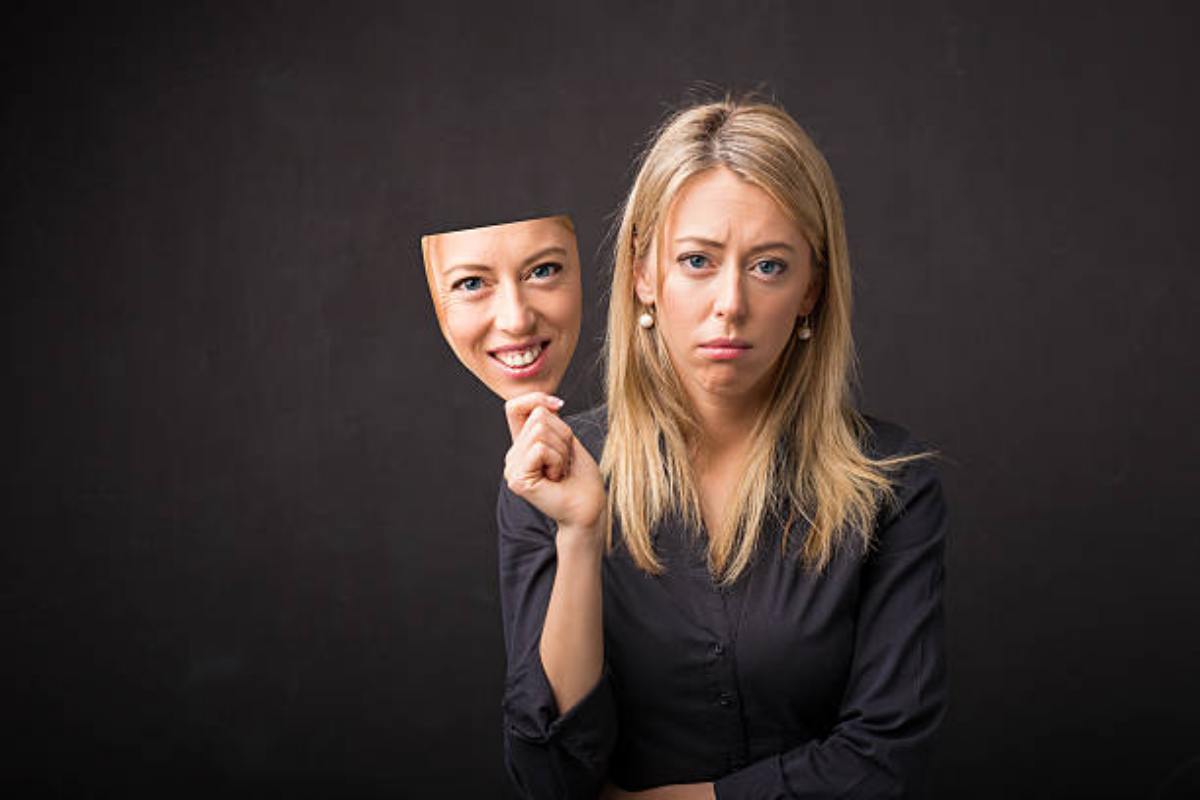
[421, 215, 582, 400]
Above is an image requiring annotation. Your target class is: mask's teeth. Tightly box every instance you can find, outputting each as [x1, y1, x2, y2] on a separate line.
[496, 343, 543, 367]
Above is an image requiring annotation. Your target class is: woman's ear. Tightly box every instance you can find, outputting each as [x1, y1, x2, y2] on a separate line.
[634, 262, 657, 306]
[800, 262, 824, 316]
[633, 230, 657, 305]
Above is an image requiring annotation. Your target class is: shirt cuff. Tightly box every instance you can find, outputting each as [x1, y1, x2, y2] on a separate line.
[503, 653, 617, 774]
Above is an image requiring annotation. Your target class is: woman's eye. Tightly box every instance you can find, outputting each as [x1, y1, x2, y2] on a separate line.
[754, 259, 787, 276]
[452, 276, 485, 292]
[682, 254, 710, 270]
[528, 262, 562, 280]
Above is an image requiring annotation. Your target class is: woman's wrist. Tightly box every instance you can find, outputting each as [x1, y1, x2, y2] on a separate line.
[555, 519, 605, 557]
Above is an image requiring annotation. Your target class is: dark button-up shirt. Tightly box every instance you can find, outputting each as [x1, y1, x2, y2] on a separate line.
[497, 405, 947, 799]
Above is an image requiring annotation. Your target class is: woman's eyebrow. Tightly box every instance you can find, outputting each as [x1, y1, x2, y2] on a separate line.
[673, 235, 725, 249]
[673, 236, 798, 255]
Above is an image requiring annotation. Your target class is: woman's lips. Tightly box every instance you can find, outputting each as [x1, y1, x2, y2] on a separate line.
[489, 339, 551, 378]
[699, 339, 751, 361]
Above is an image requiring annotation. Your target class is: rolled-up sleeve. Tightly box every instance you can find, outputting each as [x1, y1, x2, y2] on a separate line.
[714, 454, 949, 800]
[497, 477, 618, 798]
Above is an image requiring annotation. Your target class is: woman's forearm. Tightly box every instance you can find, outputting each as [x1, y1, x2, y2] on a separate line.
[538, 520, 605, 717]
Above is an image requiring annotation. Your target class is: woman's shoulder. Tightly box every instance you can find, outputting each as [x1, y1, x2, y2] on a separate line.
[562, 402, 608, 462]
[857, 411, 935, 463]
[857, 412, 945, 530]
[555, 404, 937, 473]
[558, 405, 932, 461]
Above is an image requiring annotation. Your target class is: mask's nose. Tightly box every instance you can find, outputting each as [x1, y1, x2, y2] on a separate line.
[495, 279, 536, 335]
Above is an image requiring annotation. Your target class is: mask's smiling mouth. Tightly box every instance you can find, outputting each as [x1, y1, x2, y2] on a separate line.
[489, 339, 552, 375]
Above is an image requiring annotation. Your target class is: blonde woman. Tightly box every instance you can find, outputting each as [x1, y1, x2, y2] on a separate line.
[498, 94, 948, 799]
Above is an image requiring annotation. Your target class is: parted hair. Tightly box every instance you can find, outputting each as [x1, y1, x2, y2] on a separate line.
[599, 92, 935, 585]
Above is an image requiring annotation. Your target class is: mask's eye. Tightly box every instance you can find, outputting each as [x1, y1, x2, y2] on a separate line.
[753, 259, 788, 277]
[452, 276, 485, 292]
[528, 262, 562, 280]
[681, 254, 710, 270]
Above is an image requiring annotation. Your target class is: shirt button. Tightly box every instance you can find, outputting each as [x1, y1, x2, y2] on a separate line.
[712, 643, 726, 656]
[718, 692, 734, 707]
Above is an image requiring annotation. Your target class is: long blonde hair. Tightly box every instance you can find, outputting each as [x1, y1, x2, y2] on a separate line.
[600, 92, 935, 585]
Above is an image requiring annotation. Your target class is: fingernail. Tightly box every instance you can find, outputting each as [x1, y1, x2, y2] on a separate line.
[549, 396, 564, 408]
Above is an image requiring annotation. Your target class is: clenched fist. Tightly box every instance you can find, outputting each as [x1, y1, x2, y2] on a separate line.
[503, 392, 606, 539]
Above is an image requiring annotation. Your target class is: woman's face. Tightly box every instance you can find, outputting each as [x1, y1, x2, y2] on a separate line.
[423, 216, 582, 400]
[635, 166, 821, 411]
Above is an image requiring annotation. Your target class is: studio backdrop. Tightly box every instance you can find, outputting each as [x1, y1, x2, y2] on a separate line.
[5, 2, 1198, 797]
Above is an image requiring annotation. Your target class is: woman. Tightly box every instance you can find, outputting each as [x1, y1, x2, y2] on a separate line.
[498, 95, 947, 799]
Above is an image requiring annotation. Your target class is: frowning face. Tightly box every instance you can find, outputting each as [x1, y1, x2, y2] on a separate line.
[422, 216, 582, 400]
[635, 167, 821, 412]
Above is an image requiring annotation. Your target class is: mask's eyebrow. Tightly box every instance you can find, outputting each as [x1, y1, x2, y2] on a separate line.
[520, 245, 569, 268]
[442, 263, 495, 279]
[442, 245, 569, 278]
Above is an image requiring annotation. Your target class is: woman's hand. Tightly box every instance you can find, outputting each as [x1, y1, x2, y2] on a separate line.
[600, 782, 716, 800]
[504, 392, 572, 480]
[503, 392, 606, 537]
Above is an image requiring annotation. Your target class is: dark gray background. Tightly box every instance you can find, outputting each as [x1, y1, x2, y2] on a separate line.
[5, 1, 1198, 797]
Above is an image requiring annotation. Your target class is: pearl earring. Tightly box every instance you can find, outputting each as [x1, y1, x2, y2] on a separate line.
[638, 308, 655, 329]
[797, 315, 813, 340]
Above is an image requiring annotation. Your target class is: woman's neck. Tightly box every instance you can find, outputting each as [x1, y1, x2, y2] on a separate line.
[687, 389, 763, 465]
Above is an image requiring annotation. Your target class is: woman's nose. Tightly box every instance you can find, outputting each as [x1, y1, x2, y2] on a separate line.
[712, 261, 747, 321]
[495, 280, 536, 334]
